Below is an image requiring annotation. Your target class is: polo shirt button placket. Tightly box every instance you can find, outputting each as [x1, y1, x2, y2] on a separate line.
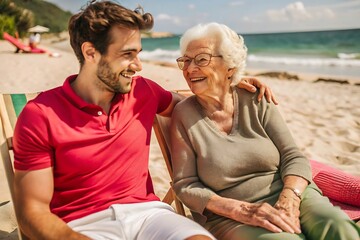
[96, 110, 108, 130]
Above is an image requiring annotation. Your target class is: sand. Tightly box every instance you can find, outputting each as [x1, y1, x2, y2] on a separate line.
[0, 38, 359, 238]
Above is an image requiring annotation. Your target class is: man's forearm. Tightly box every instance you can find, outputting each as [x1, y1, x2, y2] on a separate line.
[19, 212, 90, 240]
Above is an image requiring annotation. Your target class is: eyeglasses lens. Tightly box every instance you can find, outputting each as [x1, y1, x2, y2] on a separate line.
[176, 53, 213, 70]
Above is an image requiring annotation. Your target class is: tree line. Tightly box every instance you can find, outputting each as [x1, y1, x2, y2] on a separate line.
[0, 0, 72, 38]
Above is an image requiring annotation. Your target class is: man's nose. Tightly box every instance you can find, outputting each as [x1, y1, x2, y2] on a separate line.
[130, 55, 142, 71]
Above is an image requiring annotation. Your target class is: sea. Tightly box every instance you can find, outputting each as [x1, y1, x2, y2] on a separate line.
[139, 28, 360, 78]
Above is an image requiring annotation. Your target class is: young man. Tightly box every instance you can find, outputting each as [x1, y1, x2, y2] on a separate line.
[12, 1, 275, 239]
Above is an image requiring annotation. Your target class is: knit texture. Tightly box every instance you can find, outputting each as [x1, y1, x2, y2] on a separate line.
[310, 160, 360, 220]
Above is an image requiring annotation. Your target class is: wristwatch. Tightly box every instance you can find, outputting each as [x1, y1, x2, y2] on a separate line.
[283, 186, 302, 200]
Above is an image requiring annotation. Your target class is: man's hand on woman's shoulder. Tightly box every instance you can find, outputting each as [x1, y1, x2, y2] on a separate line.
[238, 77, 278, 105]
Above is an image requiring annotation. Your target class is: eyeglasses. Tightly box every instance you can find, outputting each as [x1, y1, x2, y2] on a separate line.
[176, 53, 222, 70]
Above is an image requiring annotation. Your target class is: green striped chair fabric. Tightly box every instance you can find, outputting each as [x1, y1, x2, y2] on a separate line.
[1, 93, 38, 148]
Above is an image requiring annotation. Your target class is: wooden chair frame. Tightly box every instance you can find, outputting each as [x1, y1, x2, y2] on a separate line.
[154, 89, 193, 215]
[0, 93, 38, 240]
[153, 115, 186, 216]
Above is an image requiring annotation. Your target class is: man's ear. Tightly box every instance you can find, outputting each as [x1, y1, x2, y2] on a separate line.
[81, 42, 97, 63]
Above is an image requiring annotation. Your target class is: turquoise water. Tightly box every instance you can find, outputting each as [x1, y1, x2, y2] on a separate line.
[140, 28, 360, 77]
[244, 29, 360, 58]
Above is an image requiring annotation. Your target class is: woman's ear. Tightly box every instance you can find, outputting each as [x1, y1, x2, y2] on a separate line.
[81, 42, 97, 63]
[227, 68, 235, 79]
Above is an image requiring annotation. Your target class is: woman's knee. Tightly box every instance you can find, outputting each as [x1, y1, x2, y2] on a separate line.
[301, 203, 359, 240]
[304, 217, 359, 240]
[300, 185, 360, 239]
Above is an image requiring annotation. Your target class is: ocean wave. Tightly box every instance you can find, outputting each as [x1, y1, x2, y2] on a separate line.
[139, 49, 180, 63]
[139, 49, 360, 67]
[337, 53, 360, 60]
[247, 54, 360, 67]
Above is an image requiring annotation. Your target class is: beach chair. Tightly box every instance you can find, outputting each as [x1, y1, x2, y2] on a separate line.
[153, 115, 186, 216]
[152, 89, 194, 216]
[2, 32, 46, 54]
[0, 92, 189, 239]
[0, 93, 38, 239]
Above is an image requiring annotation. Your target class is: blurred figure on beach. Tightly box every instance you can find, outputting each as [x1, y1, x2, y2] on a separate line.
[29, 32, 41, 49]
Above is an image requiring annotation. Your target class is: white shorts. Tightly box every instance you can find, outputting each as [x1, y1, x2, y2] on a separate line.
[68, 201, 215, 240]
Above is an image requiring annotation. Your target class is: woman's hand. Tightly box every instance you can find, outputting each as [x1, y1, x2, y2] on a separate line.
[238, 77, 278, 105]
[206, 195, 300, 234]
[230, 201, 301, 234]
[273, 175, 309, 232]
[274, 193, 301, 231]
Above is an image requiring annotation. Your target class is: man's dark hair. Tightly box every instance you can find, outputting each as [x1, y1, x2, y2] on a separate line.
[68, 0, 154, 65]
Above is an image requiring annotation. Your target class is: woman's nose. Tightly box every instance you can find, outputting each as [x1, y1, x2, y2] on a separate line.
[185, 59, 198, 72]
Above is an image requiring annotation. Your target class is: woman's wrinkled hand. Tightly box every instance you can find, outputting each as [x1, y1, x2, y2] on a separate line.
[230, 201, 300, 234]
[274, 193, 302, 232]
[238, 77, 278, 105]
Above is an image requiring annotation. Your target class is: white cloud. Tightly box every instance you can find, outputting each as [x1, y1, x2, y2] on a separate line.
[157, 14, 171, 20]
[266, 1, 338, 23]
[156, 14, 181, 26]
[267, 9, 288, 22]
[267, 2, 311, 22]
[229, 1, 245, 7]
[330, 1, 360, 9]
[315, 8, 335, 19]
[188, 4, 195, 10]
[242, 16, 259, 23]
[242, 16, 250, 22]
[172, 17, 181, 25]
[286, 2, 311, 20]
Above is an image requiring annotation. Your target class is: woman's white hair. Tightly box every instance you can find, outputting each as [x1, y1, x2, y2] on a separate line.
[179, 22, 247, 86]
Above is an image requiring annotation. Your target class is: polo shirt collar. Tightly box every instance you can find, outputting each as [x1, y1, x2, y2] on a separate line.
[63, 74, 89, 109]
[62, 74, 124, 114]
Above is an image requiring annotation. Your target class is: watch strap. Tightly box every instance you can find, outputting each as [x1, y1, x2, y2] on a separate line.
[283, 186, 302, 200]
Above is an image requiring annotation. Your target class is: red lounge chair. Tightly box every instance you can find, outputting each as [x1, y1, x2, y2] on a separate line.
[3, 32, 46, 54]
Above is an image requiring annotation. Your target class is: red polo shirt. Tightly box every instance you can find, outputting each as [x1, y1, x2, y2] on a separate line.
[13, 75, 172, 222]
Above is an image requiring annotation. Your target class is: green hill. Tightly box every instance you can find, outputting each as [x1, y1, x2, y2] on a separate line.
[11, 0, 72, 33]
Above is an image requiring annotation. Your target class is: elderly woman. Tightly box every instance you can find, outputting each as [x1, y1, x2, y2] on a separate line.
[170, 22, 360, 240]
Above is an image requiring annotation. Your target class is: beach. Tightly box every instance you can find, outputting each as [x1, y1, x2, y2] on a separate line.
[0, 37, 359, 238]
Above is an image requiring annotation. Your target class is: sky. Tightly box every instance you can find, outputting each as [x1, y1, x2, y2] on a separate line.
[46, 0, 360, 34]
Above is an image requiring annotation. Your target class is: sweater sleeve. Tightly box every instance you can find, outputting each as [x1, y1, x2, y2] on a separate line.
[170, 101, 216, 216]
[261, 98, 312, 183]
